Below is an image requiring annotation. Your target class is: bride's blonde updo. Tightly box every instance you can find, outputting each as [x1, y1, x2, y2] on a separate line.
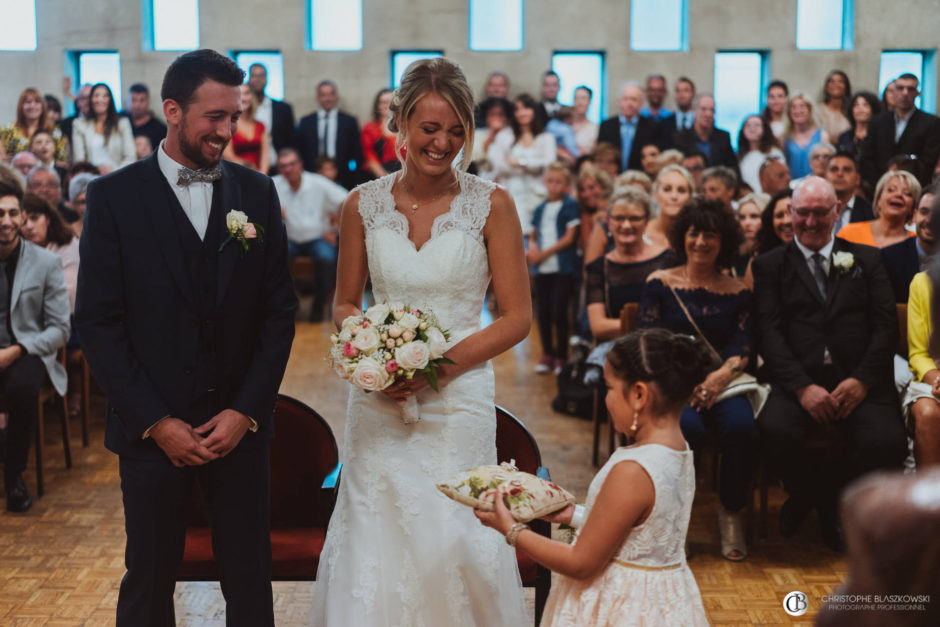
[388, 57, 475, 172]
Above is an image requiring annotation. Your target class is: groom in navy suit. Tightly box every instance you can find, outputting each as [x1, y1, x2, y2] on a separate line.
[75, 49, 297, 626]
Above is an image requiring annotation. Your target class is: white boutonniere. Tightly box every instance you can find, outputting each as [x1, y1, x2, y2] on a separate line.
[833, 251, 855, 276]
[220, 210, 264, 256]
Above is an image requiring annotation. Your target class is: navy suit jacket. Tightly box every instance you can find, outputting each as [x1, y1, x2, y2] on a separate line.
[269, 98, 296, 153]
[860, 109, 940, 186]
[848, 195, 874, 223]
[881, 237, 921, 303]
[297, 109, 364, 189]
[597, 115, 660, 172]
[75, 154, 298, 458]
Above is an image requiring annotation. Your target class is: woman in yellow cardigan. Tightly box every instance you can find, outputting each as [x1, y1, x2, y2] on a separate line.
[907, 240, 940, 467]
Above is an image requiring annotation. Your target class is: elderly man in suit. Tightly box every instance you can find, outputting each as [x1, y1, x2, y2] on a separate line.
[0, 179, 70, 512]
[296, 80, 364, 189]
[597, 82, 660, 173]
[753, 176, 907, 550]
[76, 49, 297, 626]
[861, 73, 940, 187]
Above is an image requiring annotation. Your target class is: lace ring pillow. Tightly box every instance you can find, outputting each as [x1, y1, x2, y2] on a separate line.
[437, 461, 575, 523]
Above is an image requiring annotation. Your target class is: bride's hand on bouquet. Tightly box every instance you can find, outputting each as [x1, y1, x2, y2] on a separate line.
[540, 503, 575, 525]
[474, 488, 516, 536]
[381, 375, 430, 403]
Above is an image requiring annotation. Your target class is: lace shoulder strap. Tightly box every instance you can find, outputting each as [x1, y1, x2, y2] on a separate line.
[355, 174, 398, 231]
[435, 171, 498, 242]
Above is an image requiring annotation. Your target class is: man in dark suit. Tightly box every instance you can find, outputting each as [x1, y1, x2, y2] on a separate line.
[670, 93, 739, 175]
[882, 183, 937, 302]
[247, 63, 295, 174]
[860, 73, 940, 187]
[657, 76, 696, 146]
[75, 49, 297, 626]
[597, 82, 659, 173]
[826, 150, 874, 233]
[753, 177, 907, 551]
[296, 80, 363, 189]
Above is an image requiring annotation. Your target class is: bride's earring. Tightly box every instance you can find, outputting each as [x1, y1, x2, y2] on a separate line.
[630, 411, 639, 433]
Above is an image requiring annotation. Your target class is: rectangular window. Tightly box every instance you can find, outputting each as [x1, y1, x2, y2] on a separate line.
[391, 51, 443, 89]
[145, 0, 200, 51]
[551, 52, 605, 124]
[308, 0, 362, 51]
[713, 51, 767, 151]
[469, 0, 523, 51]
[70, 51, 124, 111]
[630, 0, 687, 52]
[233, 51, 285, 101]
[0, 0, 37, 50]
[879, 51, 936, 112]
[796, 0, 853, 50]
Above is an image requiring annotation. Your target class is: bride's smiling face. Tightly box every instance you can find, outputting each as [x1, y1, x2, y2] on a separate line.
[401, 92, 466, 177]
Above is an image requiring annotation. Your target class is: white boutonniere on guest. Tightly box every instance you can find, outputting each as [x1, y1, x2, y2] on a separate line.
[833, 251, 855, 276]
[220, 210, 264, 255]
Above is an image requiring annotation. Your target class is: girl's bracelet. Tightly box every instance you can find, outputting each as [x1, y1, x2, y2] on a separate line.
[505, 522, 529, 547]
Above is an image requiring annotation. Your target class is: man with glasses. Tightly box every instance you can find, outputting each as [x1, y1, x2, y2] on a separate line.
[752, 177, 906, 552]
[861, 73, 940, 187]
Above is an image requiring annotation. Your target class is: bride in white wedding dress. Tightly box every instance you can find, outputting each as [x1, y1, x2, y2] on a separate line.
[311, 58, 531, 626]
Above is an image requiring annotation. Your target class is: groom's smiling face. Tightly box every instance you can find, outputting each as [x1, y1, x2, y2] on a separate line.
[167, 79, 242, 169]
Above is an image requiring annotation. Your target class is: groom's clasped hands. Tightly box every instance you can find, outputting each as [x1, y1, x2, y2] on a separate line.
[150, 409, 253, 467]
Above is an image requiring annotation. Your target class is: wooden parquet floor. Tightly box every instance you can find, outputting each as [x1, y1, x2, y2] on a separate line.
[0, 316, 847, 625]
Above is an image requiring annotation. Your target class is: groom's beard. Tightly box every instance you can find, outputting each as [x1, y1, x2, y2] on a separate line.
[177, 119, 227, 170]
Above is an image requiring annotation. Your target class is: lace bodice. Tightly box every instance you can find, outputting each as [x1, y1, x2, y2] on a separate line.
[579, 444, 695, 567]
[357, 171, 496, 344]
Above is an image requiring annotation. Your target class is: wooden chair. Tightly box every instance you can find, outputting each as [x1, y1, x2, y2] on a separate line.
[176, 394, 340, 582]
[67, 348, 91, 447]
[592, 303, 638, 466]
[495, 405, 552, 626]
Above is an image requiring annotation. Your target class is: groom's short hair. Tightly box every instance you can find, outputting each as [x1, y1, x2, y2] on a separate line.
[161, 49, 244, 110]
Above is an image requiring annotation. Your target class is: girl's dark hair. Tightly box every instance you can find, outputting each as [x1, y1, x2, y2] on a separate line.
[479, 96, 513, 126]
[21, 193, 74, 246]
[84, 83, 119, 142]
[847, 91, 882, 129]
[372, 88, 393, 123]
[756, 188, 793, 254]
[510, 93, 545, 139]
[668, 198, 742, 270]
[736, 114, 779, 159]
[823, 70, 852, 114]
[607, 328, 716, 410]
[760, 80, 789, 125]
[161, 49, 245, 109]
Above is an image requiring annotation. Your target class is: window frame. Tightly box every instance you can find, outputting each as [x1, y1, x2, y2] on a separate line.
[550, 50, 606, 124]
[390, 50, 444, 89]
[795, 0, 854, 51]
[66, 50, 124, 112]
[879, 49, 937, 114]
[468, 0, 524, 52]
[306, 0, 363, 51]
[231, 50, 286, 101]
[713, 50, 770, 151]
[629, 0, 688, 52]
[143, 0, 200, 52]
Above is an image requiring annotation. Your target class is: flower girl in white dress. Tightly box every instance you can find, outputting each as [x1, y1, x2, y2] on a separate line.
[477, 328, 711, 626]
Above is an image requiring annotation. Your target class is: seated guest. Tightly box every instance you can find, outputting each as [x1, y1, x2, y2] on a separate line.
[0, 180, 71, 512]
[734, 192, 770, 278]
[134, 135, 153, 161]
[71, 83, 136, 173]
[575, 164, 612, 255]
[742, 188, 795, 288]
[591, 142, 621, 181]
[20, 194, 79, 312]
[26, 167, 78, 224]
[639, 143, 661, 179]
[639, 198, 756, 561]
[66, 173, 97, 238]
[826, 150, 874, 233]
[656, 148, 684, 171]
[644, 164, 695, 250]
[904, 204, 940, 466]
[882, 184, 936, 302]
[27, 130, 69, 189]
[701, 166, 738, 209]
[585, 187, 674, 342]
[613, 169, 652, 195]
[1, 88, 68, 165]
[790, 142, 835, 188]
[758, 155, 791, 196]
[838, 170, 920, 248]
[312, 155, 339, 182]
[272, 148, 346, 322]
[753, 177, 906, 550]
[10, 152, 38, 178]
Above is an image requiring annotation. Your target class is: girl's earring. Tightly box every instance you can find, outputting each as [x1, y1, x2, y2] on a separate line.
[630, 410, 639, 433]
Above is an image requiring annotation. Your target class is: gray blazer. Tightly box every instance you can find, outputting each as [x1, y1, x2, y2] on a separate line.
[11, 241, 71, 394]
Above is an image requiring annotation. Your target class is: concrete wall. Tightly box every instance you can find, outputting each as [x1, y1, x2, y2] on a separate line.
[1, 0, 937, 128]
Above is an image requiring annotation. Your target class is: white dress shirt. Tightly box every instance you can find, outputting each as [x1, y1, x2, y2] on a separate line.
[895, 108, 915, 143]
[157, 141, 213, 240]
[318, 108, 339, 158]
[272, 171, 347, 243]
[794, 235, 834, 364]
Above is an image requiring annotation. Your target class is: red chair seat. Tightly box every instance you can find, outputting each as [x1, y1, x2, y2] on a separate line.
[178, 527, 327, 580]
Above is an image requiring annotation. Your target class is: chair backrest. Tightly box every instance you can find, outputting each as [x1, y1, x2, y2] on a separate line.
[897, 303, 909, 359]
[186, 394, 339, 528]
[495, 405, 542, 475]
[620, 302, 639, 336]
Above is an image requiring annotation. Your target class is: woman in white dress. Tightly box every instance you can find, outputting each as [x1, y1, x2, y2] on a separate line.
[71, 83, 135, 173]
[312, 57, 531, 626]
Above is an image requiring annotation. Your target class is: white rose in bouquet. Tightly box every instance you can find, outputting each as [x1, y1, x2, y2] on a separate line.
[350, 357, 391, 391]
[338, 327, 352, 343]
[332, 358, 355, 380]
[341, 315, 362, 330]
[399, 312, 420, 330]
[425, 327, 448, 359]
[364, 303, 391, 325]
[395, 341, 430, 371]
[351, 326, 381, 354]
[225, 210, 248, 233]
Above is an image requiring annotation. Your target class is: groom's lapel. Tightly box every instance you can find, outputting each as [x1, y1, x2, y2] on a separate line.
[138, 153, 195, 309]
[216, 161, 242, 308]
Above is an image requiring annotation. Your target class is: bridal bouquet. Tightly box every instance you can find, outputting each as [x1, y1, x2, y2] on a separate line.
[328, 303, 454, 424]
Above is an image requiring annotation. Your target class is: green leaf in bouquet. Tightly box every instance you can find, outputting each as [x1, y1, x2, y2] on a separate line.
[423, 367, 440, 392]
[436, 357, 456, 365]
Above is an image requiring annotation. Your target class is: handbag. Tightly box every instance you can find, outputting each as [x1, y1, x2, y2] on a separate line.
[667, 283, 770, 417]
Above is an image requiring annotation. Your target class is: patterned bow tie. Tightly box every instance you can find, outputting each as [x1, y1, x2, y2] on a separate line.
[177, 165, 222, 187]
